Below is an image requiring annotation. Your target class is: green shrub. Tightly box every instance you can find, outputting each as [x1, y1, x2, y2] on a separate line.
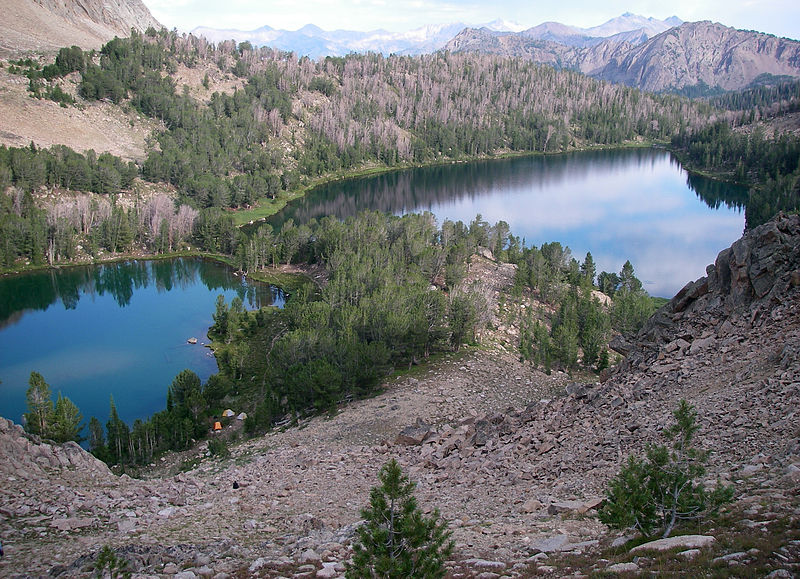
[207, 437, 229, 457]
[94, 545, 131, 578]
[347, 459, 453, 578]
[599, 400, 734, 539]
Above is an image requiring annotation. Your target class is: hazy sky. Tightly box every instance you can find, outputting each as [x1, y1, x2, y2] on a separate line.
[143, 0, 799, 40]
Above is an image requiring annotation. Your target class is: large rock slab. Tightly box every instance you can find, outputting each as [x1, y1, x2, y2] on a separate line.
[630, 534, 716, 553]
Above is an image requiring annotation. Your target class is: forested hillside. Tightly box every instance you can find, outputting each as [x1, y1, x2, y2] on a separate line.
[0, 28, 715, 269]
[10, 29, 708, 205]
[2, 27, 799, 267]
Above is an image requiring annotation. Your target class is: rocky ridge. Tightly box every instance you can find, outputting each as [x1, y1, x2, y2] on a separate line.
[599, 21, 800, 92]
[0, 0, 161, 55]
[1, 215, 799, 577]
[189, 13, 677, 60]
[446, 21, 800, 93]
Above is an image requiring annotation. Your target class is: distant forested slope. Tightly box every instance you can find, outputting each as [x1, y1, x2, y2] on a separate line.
[64, 29, 711, 208]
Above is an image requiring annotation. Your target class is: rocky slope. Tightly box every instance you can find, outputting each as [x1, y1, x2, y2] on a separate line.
[0, 64, 156, 159]
[1, 216, 799, 577]
[446, 21, 800, 93]
[0, 0, 161, 55]
[599, 21, 800, 92]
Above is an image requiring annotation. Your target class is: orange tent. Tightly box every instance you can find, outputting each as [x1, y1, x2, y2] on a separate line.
[213, 421, 222, 431]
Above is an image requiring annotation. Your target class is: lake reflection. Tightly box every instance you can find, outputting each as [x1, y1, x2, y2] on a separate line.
[0, 258, 284, 428]
[272, 148, 746, 297]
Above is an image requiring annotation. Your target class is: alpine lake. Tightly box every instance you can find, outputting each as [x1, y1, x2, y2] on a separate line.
[0, 147, 746, 429]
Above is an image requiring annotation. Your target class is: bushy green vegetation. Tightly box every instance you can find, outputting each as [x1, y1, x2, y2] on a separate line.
[347, 459, 453, 579]
[0, 157, 239, 266]
[709, 79, 800, 121]
[93, 545, 131, 579]
[599, 400, 734, 539]
[9, 46, 85, 105]
[23, 371, 83, 443]
[672, 121, 800, 227]
[515, 246, 653, 372]
[89, 369, 230, 466]
[223, 212, 492, 433]
[0, 143, 138, 194]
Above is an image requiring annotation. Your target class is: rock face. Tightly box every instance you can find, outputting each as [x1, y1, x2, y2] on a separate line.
[599, 21, 800, 92]
[0, 417, 112, 480]
[625, 212, 800, 355]
[0, 0, 161, 55]
[446, 21, 800, 92]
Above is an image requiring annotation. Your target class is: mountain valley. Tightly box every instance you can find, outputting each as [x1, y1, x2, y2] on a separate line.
[1, 1, 800, 577]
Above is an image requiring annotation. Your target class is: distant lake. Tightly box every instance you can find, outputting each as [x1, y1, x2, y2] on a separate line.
[0, 258, 284, 428]
[271, 148, 747, 298]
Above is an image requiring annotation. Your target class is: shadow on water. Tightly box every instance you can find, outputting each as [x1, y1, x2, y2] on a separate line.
[0, 257, 283, 329]
[687, 172, 749, 212]
[266, 148, 751, 231]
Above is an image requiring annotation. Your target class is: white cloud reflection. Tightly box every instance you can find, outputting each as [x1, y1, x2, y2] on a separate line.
[422, 151, 744, 297]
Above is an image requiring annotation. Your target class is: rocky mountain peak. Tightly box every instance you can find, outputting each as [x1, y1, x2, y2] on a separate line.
[0, 0, 161, 55]
[598, 21, 800, 91]
[448, 19, 800, 92]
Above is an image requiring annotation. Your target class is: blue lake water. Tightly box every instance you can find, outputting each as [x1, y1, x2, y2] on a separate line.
[0, 258, 283, 428]
[271, 148, 747, 298]
[1, 148, 748, 430]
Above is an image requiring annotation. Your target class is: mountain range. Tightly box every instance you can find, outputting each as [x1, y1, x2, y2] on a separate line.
[4, 2, 798, 96]
[192, 12, 800, 93]
[190, 13, 680, 60]
[446, 20, 800, 93]
[190, 19, 525, 59]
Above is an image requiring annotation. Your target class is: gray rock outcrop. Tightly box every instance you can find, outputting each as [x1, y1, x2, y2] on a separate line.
[0, 0, 161, 55]
[621, 212, 800, 358]
[447, 21, 800, 92]
[0, 416, 112, 480]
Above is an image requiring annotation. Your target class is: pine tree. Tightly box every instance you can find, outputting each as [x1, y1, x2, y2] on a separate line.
[94, 544, 131, 578]
[88, 416, 107, 458]
[105, 396, 129, 464]
[24, 371, 53, 437]
[599, 400, 734, 539]
[532, 321, 553, 374]
[581, 251, 596, 287]
[50, 392, 84, 443]
[347, 459, 453, 578]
